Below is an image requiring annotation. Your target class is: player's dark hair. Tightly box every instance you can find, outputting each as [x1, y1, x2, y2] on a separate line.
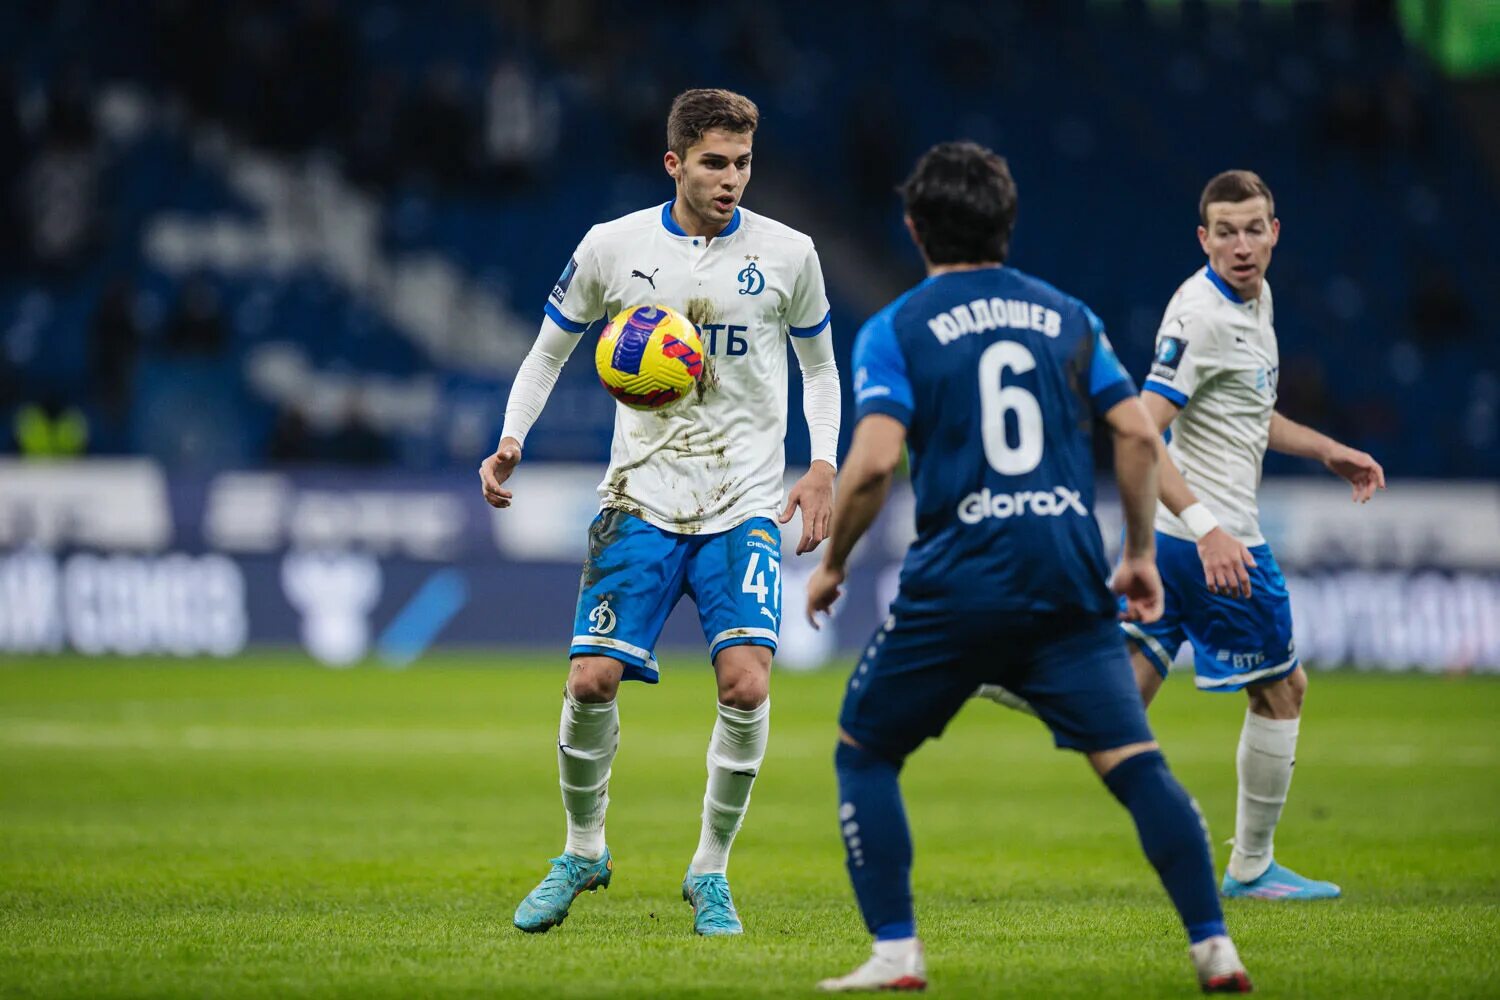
[899, 142, 1018, 266]
[667, 89, 759, 156]
[1199, 170, 1275, 225]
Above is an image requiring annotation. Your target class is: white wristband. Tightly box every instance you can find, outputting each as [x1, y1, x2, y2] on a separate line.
[1179, 502, 1219, 541]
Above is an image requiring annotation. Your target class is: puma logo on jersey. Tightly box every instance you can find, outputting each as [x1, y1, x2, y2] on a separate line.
[631, 267, 659, 289]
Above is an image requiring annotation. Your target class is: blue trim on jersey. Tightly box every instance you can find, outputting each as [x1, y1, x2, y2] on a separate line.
[544, 301, 590, 333]
[858, 397, 914, 427]
[852, 306, 915, 424]
[1144, 379, 1189, 408]
[661, 200, 741, 238]
[1204, 267, 1244, 304]
[789, 310, 831, 338]
[661, 201, 686, 235]
[1083, 307, 1135, 408]
[1092, 379, 1137, 414]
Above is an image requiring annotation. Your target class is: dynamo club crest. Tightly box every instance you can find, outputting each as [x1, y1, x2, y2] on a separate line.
[737, 260, 764, 296]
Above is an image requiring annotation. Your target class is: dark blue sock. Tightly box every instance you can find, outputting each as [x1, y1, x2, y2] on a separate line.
[834, 741, 915, 940]
[1103, 750, 1226, 944]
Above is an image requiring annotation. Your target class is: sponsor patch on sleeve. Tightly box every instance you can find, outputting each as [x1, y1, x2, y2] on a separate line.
[550, 256, 579, 305]
[1150, 335, 1187, 381]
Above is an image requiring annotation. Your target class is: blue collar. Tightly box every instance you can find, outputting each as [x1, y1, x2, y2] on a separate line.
[1204, 266, 1245, 304]
[661, 199, 741, 239]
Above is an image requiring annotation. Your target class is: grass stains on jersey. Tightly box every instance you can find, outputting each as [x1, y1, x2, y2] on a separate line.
[684, 296, 723, 404]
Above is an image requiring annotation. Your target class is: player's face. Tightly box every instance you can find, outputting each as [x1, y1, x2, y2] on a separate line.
[664, 129, 753, 234]
[1198, 198, 1279, 299]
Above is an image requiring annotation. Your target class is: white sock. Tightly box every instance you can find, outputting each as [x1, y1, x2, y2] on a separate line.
[1227, 709, 1299, 883]
[557, 689, 619, 860]
[689, 699, 769, 875]
[874, 937, 920, 960]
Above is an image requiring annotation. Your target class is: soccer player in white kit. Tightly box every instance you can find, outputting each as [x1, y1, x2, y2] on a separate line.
[478, 89, 842, 935]
[1120, 170, 1385, 900]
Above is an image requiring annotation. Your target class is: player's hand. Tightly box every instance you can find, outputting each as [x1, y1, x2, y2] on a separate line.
[1324, 445, 1385, 504]
[780, 460, 835, 555]
[805, 560, 845, 629]
[479, 437, 522, 509]
[1111, 555, 1164, 624]
[1197, 527, 1257, 599]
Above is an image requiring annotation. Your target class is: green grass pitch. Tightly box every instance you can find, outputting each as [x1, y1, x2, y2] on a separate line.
[2, 655, 1497, 998]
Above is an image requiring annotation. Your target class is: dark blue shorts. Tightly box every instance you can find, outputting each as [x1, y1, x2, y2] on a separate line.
[1120, 532, 1299, 693]
[569, 508, 782, 683]
[838, 607, 1155, 760]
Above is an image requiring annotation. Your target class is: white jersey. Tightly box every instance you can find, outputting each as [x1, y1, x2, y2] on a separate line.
[546, 202, 832, 535]
[1143, 266, 1279, 546]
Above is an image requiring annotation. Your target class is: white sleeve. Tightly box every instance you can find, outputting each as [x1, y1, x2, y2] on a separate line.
[1143, 309, 1225, 408]
[786, 243, 832, 337]
[791, 328, 841, 469]
[546, 229, 606, 332]
[499, 316, 585, 448]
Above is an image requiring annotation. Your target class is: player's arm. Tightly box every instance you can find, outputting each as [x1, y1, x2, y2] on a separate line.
[805, 307, 905, 626]
[1102, 397, 1163, 624]
[805, 414, 904, 627]
[479, 316, 584, 508]
[480, 240, 602, 509]
[780, 328, 841, 555]
[1081, 306, 1167, 621]
[779, 245, 841, 554]
[1269, 411, 1385, 503]
[1140, 312, 1258, 597]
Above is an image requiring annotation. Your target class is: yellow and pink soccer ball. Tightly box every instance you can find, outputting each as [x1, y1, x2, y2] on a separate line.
[595, 304, 704, 410]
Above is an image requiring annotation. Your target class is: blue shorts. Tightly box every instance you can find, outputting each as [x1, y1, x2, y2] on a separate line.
[839, 608, 1155, 761]
[569, 508, 782, 683]
[1120, 531, 1299, 693]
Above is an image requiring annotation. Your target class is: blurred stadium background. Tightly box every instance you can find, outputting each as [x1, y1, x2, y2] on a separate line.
[0, 0, 1496, 670]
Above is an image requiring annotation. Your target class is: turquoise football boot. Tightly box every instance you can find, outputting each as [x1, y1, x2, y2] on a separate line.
[513, 849, 613, 932]
[682, 870, 743, 936]
[1222, 858, 1340, 900]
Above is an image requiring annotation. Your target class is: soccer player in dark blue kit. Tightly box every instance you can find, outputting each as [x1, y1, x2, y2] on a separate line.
[805, 143, 1252, 994]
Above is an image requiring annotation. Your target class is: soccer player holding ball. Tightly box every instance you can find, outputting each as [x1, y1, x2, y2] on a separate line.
[807, 143, 1250, 993]
[478, 89, 841, 936]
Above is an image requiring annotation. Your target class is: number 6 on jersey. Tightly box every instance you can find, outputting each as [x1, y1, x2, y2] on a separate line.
[979, 341, 1044, 475]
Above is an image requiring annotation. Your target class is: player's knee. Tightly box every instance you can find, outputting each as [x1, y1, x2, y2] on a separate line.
[718, 671, 768, 710]
[834, 737, 882, 774]
[566, 657, 622, 703]
[835, 732, 904, 773]
[1089, 740, 1161, 779]
[714, 646, 771, 709]
[1248, 665, 1305, 719]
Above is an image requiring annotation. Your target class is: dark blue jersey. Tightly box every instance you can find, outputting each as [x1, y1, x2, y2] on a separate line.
[852, 266, 1136, 618]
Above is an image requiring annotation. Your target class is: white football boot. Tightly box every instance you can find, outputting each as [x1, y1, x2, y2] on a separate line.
[1189, 935, 1253, 993]
[818, 941, 927, 992]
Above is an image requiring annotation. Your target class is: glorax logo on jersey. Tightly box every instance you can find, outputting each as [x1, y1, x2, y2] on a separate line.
[957, 486, 1089, 524]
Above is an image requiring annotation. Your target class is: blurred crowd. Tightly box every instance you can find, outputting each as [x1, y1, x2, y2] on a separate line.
[0, 0, 1494, 474]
